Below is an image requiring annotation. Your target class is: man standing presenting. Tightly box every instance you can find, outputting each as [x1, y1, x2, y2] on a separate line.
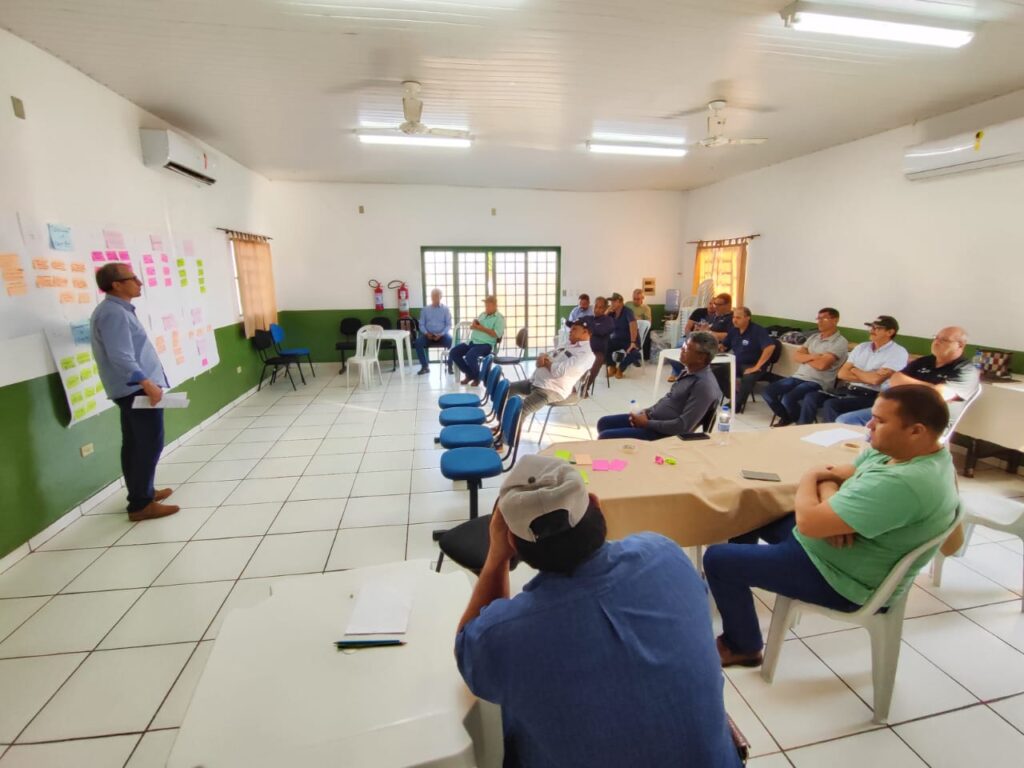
[508, 322, 594, 415]
[91, 263, 178, 521]
[456, 455, 741, 767]
[449, 295, 505, 386]
[414, 288, 452, 375]
[763, 308, 848, 426]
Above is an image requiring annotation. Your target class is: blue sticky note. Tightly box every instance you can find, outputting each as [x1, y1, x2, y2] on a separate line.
[70, 320, 91, 345]
[48, 224, 74, 251]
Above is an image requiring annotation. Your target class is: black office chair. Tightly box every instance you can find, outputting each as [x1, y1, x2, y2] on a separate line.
[253, 330, 299, 391]
[371, 315, 400, 371]
[493, 327, 529, 380]
[335, 317, 363, 373]
[747, 341, 783, 406]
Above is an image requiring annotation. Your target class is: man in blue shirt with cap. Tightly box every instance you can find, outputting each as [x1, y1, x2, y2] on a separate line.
[455, 455, 740, 768]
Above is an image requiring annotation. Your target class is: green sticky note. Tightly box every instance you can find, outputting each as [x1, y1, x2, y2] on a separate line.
[84, 386, 95, 397]
[178, 269, 187, 278]
[665, 457, 677, 465]
[85, 400, 96, 412]
[70, 391, 84, 404]
[73, 407, 86, 419]
[181, 279, 188, 287]
[60, 356, 76, 370]
[579, 469, 590, 485]
[555, 450, 572, 461]
[199, 287, 206, 294]
[80, 368, 93, 380]
[67, 375, 81, 388]
[95, 381, 104, 392]
[75, 352, 91, 364]
[177, 258, 185, 267]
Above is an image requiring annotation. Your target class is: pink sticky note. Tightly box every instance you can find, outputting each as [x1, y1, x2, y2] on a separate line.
[91, 251, 105, 262]
[164, 278, 172, 286]
[202, 358, 209, 366]
[142, 254, 154, 264]
[147, 278, 158, 287]
[592, 459, 610, 471]
[610, 459, 628, 471]
[160, 253, 169, 263]
[145, 267, 156, 276]
[654, 456, 664, 465]
[105, 251, 119, 261]
[118, 251, 130, 262]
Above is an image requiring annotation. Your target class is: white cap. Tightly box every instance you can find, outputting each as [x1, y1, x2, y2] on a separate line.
[498, 455, 589, 542]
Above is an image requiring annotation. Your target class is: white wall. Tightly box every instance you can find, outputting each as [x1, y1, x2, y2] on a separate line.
[269, 183, 687, 311]
[681, 93, 1024, 351]
[0, 29, 273, 387]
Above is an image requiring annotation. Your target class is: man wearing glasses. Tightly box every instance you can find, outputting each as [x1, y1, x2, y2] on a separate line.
[91, 263, 179, 521]
[837, 327, 979, 429]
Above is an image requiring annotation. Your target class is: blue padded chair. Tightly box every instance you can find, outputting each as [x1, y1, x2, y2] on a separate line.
[270, 323, 314, 379]
[439, 395, 524, 520]
[438, 357, 495, 409]
[437, 379, 519, 450]
[438, 378, 508, 428]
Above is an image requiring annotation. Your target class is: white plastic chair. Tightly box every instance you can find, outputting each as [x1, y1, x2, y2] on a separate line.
[346, 325, 384, 388]
[761, 504, 964, 724]
[636, 319, 652, 361]
[939, 386, 982, 446]
[931, 490, 1024, 611]
[695, 278, 714, 309]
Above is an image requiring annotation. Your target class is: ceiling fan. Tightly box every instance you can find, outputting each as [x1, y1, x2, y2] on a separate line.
[693, 100, 767, 149]
[382, 80, 470, 139]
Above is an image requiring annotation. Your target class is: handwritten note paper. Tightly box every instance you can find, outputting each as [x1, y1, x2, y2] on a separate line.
[103, 229, 126, 250]
[47, 223, 73, 251]
[800, 428, 865, 448]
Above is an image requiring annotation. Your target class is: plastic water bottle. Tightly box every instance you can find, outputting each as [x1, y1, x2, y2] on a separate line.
[629, 399, 641, 416]
[972, 349, 983, 371]
[717, 404, 731, 445]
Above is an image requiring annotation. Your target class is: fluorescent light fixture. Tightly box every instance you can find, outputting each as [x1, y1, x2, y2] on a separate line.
[357, 132, 471, 148]
[591, 131, 686, 146]
[587, 142, 687, 158]
[780, 2, 975, 48]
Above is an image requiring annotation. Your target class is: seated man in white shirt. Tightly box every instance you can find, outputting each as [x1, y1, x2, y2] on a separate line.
[508, 322, 595, 415]
[803, 315, 909, 423]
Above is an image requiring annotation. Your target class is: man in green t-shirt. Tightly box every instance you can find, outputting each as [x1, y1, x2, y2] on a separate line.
[704, 385, 958, 668]
[449, 295, 506, 386]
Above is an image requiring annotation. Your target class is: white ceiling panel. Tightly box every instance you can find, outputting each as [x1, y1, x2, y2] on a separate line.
[3, 0, 1024, 190]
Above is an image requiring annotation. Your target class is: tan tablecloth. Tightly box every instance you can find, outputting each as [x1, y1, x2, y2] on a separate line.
[542, 424, 869, 547]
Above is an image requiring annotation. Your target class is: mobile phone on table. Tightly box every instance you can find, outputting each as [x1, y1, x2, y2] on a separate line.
[741, 469, 781, 482]
[678, 433, 711, 441]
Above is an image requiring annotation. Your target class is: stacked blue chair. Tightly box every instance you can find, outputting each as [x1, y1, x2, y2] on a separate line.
[437, 380, 518, 450]
[438, 378, 508, 429]
[439, 395, 524, 519]
[438, 356, 495, 410]
[270, 323, 314, 379]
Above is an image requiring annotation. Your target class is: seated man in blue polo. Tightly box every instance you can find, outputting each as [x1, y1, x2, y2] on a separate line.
[605, 292, 640, 379]
[456, 455, 741, 767]
[703, 385, 958, 668]
[414, 288, 453, 375]
[803, 315, 909, 423]
[718, 306, 778, 413]
[597, 332, 721, 440]
[762, 307, 849, 425]
[837, 326, 979, 429]
[448, 295, 505, 386]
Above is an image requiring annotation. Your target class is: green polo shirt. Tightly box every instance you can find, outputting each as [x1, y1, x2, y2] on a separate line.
[794, 447, 957, 606]
[470, 311, 505, 348]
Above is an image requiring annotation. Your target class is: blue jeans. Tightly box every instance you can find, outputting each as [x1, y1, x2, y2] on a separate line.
[802, 390, 877, 423]
[115, 392, 166, 513]
[703, 515, 859, 654]
[607, 337, 641, 371]
[414, 332, 452, 368]
[837, 407, 873, 427]
[449, 342, 492, 381]
[762, 377, 822, 424]
[596, 413, 663, 441]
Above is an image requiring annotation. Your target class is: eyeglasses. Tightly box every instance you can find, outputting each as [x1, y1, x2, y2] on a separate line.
[113, 276, 142, 284]
[933, 336, 960, 344]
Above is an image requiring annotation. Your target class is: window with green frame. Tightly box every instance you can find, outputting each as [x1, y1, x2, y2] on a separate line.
[421, 247, 561, 357]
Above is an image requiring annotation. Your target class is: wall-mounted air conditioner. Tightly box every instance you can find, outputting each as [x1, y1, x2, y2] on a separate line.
[904, 116, 1024, 180]
[140, 128, 217, 185]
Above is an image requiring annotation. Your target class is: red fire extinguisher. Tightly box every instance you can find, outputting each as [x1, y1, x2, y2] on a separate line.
[389, 280, 410, 318]
[369, 279, 384, 311]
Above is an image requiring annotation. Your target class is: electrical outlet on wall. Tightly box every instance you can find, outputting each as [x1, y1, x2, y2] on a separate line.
[80, 443, 94, 458]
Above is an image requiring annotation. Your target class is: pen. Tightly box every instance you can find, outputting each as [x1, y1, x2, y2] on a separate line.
[335, 639, 406, 649]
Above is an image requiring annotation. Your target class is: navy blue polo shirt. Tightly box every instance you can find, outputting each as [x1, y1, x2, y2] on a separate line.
[723, 321, 776, 369]
[456, 534, 740, 768]
[610, 306, 635, 341]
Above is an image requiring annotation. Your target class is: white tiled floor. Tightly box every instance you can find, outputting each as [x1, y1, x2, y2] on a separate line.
[1, 361, 1022, 765]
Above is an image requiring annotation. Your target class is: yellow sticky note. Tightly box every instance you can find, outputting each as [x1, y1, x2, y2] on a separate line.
[73, 407, 86, 419]
[84, 386, 95, 397]
[80, 368, 93, 380]
[578, 469, 590, 485]
[75, 352, 91, 364]
[60, 357, 75, 370]
[67, 375, 80, 388]
[70, 391, 84, 404]
[85, 400, 96, 412]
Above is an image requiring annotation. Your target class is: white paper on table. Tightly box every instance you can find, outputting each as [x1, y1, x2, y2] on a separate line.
[800, 428, 865, 447]
[345, 582, 413, 636]
[133, 392, 190, 409]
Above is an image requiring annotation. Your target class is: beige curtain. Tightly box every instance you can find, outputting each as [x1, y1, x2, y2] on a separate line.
[232, 237, 278, 338]
[692, 239, 748, 307]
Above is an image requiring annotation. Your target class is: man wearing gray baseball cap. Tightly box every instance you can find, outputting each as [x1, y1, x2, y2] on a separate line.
[455, 455, 740, 768]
